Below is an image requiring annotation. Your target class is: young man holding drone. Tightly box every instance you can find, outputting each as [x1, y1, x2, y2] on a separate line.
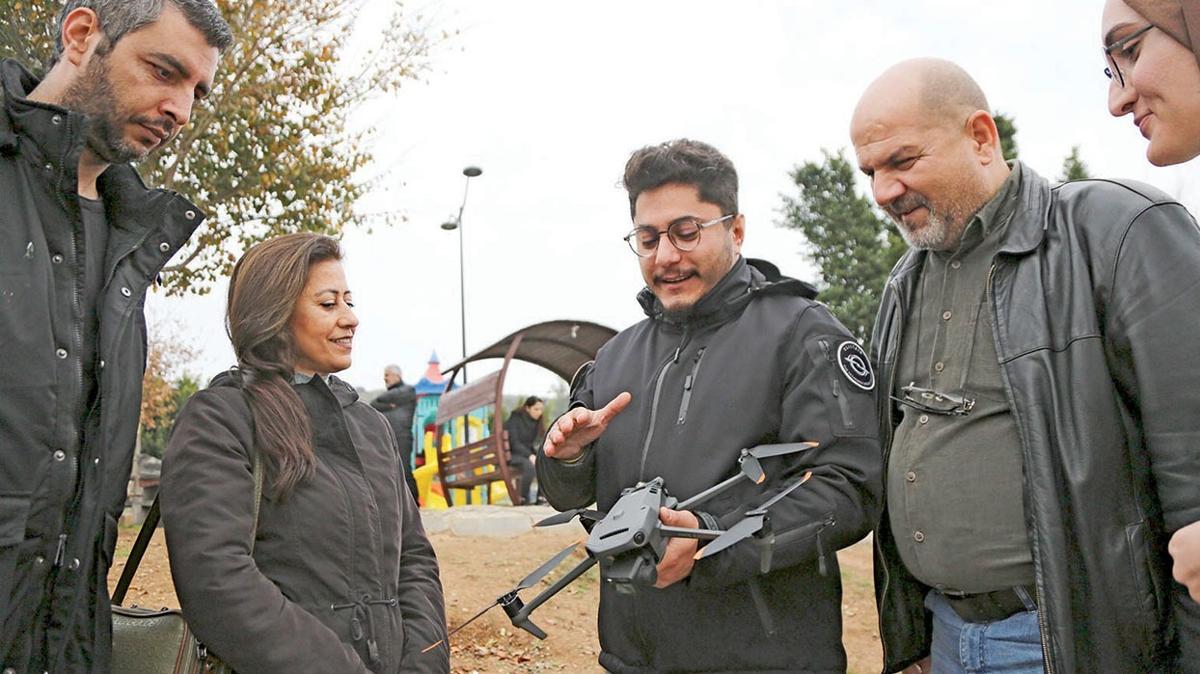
[538, 138, 883, 673]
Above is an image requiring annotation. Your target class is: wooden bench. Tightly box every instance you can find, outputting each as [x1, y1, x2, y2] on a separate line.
[434, 367, 523, 506]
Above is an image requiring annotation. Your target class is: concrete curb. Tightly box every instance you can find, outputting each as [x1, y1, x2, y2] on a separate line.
[419, 505, 584, 538]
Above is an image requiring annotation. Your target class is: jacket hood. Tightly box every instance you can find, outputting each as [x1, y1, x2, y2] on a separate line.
[209, 368, 361, 408]
[637, 256, 818, 326]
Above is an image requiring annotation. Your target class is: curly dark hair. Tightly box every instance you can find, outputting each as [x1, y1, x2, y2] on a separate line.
[622, 138, 738, 219]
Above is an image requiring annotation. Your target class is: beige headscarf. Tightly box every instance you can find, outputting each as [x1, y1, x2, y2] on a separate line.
[1124, 0, 1200, 67]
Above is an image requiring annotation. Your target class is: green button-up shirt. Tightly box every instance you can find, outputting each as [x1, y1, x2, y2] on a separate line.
[887, 161, 1034, 594]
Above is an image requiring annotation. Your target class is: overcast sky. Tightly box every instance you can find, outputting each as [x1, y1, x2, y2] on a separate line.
[148, 0, 1200, 395]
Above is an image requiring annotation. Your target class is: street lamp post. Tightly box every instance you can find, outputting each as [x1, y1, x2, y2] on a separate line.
[441, 166, 482, 383]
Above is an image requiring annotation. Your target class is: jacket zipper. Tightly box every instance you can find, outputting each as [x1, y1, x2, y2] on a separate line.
[676, 346, 706, 424]
[638, 328, 689, 480]
[983, 261, 1055, 674]
[817, 339, 854, 429]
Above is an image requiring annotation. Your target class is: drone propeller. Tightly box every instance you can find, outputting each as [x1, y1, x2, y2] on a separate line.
[694, 471, 814, 562]
[536, 508, 604, 528]
[423, 541, 580, 651]
[738, 441, 819, 484]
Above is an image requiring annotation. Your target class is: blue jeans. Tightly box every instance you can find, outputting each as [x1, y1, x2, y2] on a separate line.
[925, 590, 1044, 674]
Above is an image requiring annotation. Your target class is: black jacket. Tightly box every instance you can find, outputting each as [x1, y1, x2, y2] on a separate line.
[0, 59, 203, 672]
[160, 371, 449, 673]
[503, 408, 542, 460]
[370, 381, 418, 498]
[538, 257, 883, 673]
[870, 165, 1200, 673]
[371, 381, 416, 453]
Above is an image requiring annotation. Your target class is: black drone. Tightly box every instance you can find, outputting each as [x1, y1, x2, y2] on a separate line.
[426, 441, 833, 649]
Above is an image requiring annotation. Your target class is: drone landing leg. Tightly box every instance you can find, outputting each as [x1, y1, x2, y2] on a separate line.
[747, 577, 777, 637]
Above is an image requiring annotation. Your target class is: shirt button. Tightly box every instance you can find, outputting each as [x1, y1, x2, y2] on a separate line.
[55, 348, 68, 359]
[184, 210, 196, 220]
[51, 114, 62, 125]
[34, 555, 45, 565]
[67, 558, 80, 570]
[913, 531, 926, 543]
[158, 242, 171, 252]
[94, 457, 101, 465]
[51, 253, 64, 264]
[919, 414, 929, 424]
[934, 361, 945, 372]
[906, 471, 917, 482]
[43, 163, 53, 172]
[120, 287, 132, 297]
[53, 450, 65, 461]
[951, 260, 961, 269]
[942, 310, 953, 321]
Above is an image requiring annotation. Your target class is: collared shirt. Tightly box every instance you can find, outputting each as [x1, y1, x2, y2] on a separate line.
[293, 372, 333, 385]
[887, 161, 1034, 594]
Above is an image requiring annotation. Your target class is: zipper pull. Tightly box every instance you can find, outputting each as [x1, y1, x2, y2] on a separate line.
[53, 533, 68, 567]
[815, 514, 835, 577]
[672, 346, 681, 363]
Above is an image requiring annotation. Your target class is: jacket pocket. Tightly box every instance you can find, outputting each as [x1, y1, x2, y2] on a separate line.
[0, 271, 54, 388]
[1125, 520, 1169, 659]
[0, 494, 31, 619]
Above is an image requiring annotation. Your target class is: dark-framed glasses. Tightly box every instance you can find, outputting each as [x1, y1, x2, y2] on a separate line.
[623, 214, 734, 257]
[1104, 23, 1154, 88]
[892, 383, 976, 417]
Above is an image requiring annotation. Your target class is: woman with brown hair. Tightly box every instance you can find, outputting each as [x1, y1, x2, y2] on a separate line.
[1102, 0, 1200, 165]
[160, 233, 449, 673]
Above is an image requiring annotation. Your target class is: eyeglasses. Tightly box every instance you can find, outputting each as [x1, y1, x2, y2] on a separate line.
[623, 214, 734, 257]
[1104, 23, 1154, 88]
[891, 383, 975, 417]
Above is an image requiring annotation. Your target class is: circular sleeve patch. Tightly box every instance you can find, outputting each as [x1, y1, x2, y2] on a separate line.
[836, 341, 875, 391]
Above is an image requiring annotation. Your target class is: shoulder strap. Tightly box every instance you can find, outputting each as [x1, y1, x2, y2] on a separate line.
[112, 452, 264, 606]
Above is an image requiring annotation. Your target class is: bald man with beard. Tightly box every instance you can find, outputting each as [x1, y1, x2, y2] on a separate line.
[856, 58, 1200, 674]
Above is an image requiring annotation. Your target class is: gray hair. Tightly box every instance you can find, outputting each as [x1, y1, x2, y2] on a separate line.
[384, 364, 403, 376]
[50, 0, 232, 67]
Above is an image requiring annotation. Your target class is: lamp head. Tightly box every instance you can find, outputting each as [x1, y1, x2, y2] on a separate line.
[440, 220, 459, 231]
[463, 166, 483, 178]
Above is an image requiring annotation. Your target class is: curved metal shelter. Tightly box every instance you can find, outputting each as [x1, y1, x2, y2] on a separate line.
[433, 320, 616, 506]
[440, 319, 617, 383]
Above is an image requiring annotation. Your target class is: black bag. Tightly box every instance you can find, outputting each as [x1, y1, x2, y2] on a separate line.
[110, 454, 263, 674]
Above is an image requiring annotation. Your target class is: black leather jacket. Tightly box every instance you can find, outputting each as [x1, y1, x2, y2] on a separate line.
[540, 257, 883, 673]
[870, 165, 1200, 673]
[0, 60, 203, 672]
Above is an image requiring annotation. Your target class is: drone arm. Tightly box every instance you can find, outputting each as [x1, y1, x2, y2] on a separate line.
[676, 473, 746, 510]
[510, 556, 598, 631]
[658, 525, 723, 541]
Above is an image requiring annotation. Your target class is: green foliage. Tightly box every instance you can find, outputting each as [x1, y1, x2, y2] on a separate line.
[0, 0, 449, 295]
[994, 111, 1019, 160]
[1058, 145, 1091, 182]
[139, 372, 200, 458]
[778, 150, 906, 344]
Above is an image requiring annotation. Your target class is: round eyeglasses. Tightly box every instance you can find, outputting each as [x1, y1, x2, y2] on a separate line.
[1103, 23, 1153, 89]
[623, 214, 734, 257]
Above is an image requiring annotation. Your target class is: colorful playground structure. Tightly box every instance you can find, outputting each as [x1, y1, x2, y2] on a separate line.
[404, 321, 617, 509]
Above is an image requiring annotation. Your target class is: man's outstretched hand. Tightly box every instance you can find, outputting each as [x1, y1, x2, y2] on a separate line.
[542, 392, 632, 462]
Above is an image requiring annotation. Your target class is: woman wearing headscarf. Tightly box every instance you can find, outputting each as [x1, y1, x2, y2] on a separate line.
[160, 233, 449, 673]
[1101, 0, 1200, 165]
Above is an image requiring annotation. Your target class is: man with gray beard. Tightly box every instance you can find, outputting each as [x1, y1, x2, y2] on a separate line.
[0, 1, 230, 671]
[856, 58, 1200, 674]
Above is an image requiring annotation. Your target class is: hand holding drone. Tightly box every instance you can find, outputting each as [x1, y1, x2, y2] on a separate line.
[427, 440, 833, 649]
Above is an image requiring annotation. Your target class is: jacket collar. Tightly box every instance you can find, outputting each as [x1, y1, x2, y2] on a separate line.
[211, 368, 361, 409]
[637, 256, 818, 328]
[889, 161, 1052, 288]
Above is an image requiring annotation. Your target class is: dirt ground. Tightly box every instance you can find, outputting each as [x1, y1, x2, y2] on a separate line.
[109, 525, 880, 673]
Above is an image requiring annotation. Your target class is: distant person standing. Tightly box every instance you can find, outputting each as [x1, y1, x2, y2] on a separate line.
[504, 396, 545, 505]
[371, 364, 418, 501]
